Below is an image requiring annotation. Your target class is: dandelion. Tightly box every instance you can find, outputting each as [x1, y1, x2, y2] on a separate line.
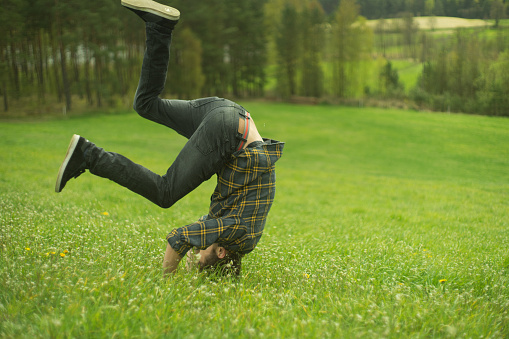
[63, 250, 69, 254]
[60, 253, 66, 257]
[51, 252, 56, 255]
[101, 212, 109, 216]
[439, 279, 447, 283]
[304, 273, 310, 279]
[25, 247, 30, 251]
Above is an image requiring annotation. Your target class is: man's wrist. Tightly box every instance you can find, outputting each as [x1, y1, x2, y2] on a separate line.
[163, 243, 183, 275]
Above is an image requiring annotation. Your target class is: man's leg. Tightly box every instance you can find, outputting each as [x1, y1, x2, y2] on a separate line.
[131, 22, 199, 138]
[56, 2, 242, 208]
[84, 104, 240, 208]
[130, 21, 231, 138]
[81, 14, 232, 207]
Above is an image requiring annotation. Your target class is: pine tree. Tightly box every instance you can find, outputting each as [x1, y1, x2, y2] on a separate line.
[300, 1, 325, 98]
[332, 0, 372, 98]
[276, 4, 300, 98]
[168, 28, 205, 99]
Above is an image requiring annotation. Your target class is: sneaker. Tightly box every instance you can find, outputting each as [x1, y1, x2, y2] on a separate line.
[55, 134, 89, 193]
[122, 0, 180, 25]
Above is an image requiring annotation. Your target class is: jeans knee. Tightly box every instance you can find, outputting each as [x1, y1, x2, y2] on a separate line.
[158, 200, 173, 209]
[133, 95, 160, 119]
[157, 191, 175, 209]
[133, 96, 147, 116]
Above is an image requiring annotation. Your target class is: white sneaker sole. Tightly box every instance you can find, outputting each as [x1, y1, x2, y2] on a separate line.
[121, 0, 180, 21]
[55, 134, 81, 193]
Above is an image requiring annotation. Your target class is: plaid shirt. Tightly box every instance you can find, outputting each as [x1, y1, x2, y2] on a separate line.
[166, 138, 284, 256]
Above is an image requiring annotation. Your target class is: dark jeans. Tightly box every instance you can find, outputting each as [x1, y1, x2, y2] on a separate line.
[85, 23, 247, 208]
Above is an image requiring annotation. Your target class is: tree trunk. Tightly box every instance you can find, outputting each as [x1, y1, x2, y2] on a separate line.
[9, 32, 20, 99]
[59, 32, 72, 111]
[0, 42, 9, 112]
[36, 29, 45, 101]
[21, 39, 31, 84]
[49, 32, 62, 103]
[84, 43, 92, 105]
[2, 82, 7, 112]
[95, 55, 102, 108]
[71, 48, 80, 84]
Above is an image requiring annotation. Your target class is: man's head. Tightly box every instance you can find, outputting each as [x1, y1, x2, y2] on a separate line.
[186, 244, 241, 276]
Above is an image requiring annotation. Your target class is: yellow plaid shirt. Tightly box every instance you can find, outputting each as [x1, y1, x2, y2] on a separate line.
[166, 138, 284, 256]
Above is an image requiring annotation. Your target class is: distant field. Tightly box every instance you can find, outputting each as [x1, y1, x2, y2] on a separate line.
[367, 16, 492, 31]
[1, 104, 508, 337]
[391, 60, 423, 93]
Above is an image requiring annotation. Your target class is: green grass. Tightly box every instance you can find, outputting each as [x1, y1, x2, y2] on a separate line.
[391, 60, 423, 93]
[1, 103, 508, 338]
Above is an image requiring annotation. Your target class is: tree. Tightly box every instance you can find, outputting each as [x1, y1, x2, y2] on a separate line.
[168, 28, 205, 99]
[490, 0, 507, 28]
[300, 1, 325, 97]
[419, 47, 448, 95]
[434, 0, 445, 15]
[53, 0, 75, 111]
[332, 0, 372, 98]
[319, 0, 339, 16]
[173, 0, 228, 97]
[1, 0, 25, 108]
[425, 0, 435, 15]
[276, 4, 300, 98]
[226, 0, 268, 97]
[477, 51, 509, 116]
[401, 12, 419, 60]
[379, 61, 402, 96]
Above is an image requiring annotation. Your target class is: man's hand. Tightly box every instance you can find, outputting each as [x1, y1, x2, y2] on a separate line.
[163, 243, 183, 275]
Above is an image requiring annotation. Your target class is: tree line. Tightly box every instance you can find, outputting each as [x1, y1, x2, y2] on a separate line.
[0, 0, 268, 113]
[1, 0, 508, 116]
[320, 0, 508, 19]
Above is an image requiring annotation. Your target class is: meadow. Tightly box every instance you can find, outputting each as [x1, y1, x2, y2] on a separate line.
[1, 103, 508, 338]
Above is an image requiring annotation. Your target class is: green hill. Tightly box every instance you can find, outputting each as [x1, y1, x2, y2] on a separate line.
[1, 103, 508, 337]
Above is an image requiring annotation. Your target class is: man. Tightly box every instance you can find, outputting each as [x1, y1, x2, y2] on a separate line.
[55, 0, 284, 276]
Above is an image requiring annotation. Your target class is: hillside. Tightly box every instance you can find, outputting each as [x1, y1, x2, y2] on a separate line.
[367, 16, 492, 30]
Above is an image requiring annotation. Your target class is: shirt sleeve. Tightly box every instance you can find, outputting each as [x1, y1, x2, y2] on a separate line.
[166, 216, 248, 256]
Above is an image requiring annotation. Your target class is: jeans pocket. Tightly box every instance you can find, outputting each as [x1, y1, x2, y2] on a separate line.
[193, 113, 225, 156]
[190, 97, 224, 108]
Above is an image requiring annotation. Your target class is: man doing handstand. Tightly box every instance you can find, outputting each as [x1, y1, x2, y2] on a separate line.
[55, 0, 284, 276]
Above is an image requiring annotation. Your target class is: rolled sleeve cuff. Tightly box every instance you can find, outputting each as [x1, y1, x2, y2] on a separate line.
[166, 229, 192, 257]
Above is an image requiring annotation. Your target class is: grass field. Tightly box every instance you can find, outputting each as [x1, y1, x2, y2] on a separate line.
[1, 103, 508, 338]
[367, 16, 492, 31]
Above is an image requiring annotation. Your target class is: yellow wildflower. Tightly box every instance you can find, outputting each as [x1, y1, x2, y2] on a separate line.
[51, 251, 56, 255]
[25, 247, 31, 251]
[63, 250, 69, 254]
[60, 253, 65, 257]
[304, 273, 310, 279]
[101, 212, 109, 216]
[439, 279, 447, 283]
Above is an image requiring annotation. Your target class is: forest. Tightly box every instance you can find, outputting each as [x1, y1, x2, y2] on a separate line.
[1, 0, 508, 116]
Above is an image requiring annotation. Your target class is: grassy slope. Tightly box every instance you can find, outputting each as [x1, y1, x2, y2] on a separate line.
[1, 104, 508, 338]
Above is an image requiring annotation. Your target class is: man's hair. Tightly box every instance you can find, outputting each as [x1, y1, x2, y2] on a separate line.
[199, 249, 242, 277]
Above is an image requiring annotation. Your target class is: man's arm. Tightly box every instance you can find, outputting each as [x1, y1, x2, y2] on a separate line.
[163, 243, 183, 275]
